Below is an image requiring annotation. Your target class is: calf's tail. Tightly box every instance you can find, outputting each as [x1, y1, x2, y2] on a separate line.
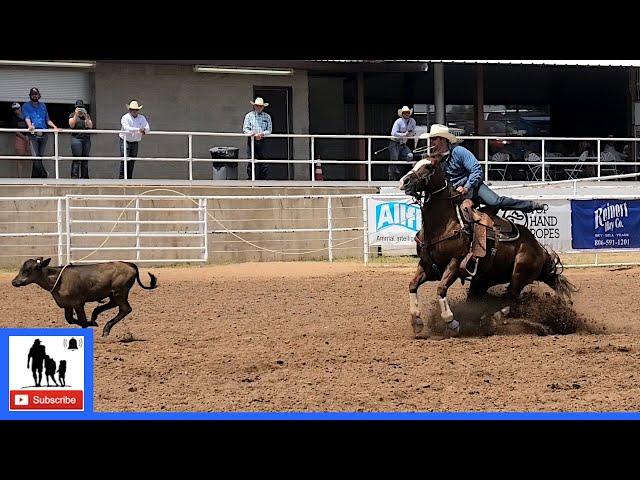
[129, 263, 158, 290]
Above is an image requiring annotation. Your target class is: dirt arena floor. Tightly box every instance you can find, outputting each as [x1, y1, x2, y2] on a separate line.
[2, 261, 640, 412]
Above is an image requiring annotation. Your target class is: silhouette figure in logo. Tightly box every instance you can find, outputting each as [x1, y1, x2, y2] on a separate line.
[44, 355, 58, 387]
[58, 360, 67, 387]
[27, 339, 46, 387]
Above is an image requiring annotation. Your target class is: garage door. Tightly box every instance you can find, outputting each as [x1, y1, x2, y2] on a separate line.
[0, 67, 91, 103]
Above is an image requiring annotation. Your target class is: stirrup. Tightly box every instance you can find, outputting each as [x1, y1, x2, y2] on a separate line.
[465, 257, 479, 277]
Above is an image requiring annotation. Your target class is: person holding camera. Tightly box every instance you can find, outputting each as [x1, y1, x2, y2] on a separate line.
[68, 99, 93, 179]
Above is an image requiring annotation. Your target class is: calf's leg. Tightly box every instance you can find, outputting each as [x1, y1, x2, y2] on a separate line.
[64, 307, 80, 326]
[91, 297, 117, 324]
[74, 305, 93, 328]
[102, 290, 133, 337]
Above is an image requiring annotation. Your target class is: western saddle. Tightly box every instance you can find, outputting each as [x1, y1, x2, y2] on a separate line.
[459, 199, 520, 278]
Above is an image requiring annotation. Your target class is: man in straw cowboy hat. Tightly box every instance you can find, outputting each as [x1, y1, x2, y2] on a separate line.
[418, 124, 547, 272]
[243, 97, 272, 180]
[388, 105, 416, 181]
[423, 123, 546, 214]
[118, 100, 150, 179]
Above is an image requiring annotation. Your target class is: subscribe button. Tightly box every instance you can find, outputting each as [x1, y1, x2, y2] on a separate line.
[10, 390, 83, 410]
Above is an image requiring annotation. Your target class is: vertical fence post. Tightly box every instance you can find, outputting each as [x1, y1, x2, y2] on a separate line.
[367, 137, 372, 182]
[65, 196, 71, 264]
[201, 198, 208, 264]
[54, 130, 60, 179]
[135, 198, 141, 261]
[484, 138, 489, 183]
[327, 196, 333, 262]
[56, 198, 63, 265]
[310, 136, 315, 182]
[541, 139, 546, 181]
[188, 134, 193, 181]
[250, 136, 255, 181]
[123, 137, 128, 180]
[362, 196, 369, 265]
[597, 139, 601, 181]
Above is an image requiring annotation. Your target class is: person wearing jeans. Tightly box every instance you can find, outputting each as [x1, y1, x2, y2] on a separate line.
[69, 99, 93, 179]
[21, 87, 59, 178]
[118, 100, 150, 179]
[388, 106, 416, 181]
[243, 97, 272, 180]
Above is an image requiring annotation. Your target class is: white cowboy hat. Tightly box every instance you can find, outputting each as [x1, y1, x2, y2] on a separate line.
[419, 124, 460, 143]
[397, 105, 413, 117]
[250, 97, 269, 107]
[126, 100, 143, 110]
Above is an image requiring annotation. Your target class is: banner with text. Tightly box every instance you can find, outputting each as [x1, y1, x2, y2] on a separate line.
[500, 199, 572, 252]
[367, 197, 422, 247]
[571, 199, 640, 249]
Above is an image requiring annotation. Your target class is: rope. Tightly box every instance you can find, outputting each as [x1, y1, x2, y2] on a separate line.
[50, 263, 70, 293]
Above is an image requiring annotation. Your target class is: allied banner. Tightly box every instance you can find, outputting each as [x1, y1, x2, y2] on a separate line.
[571, 199, 640, 249]
[367, 197, 421, 247]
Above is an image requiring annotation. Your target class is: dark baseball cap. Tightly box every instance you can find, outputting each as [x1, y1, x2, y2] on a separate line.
[11, 102, 21, 109]
[29, 87, 40, 96]
[74, 99, 86, 108]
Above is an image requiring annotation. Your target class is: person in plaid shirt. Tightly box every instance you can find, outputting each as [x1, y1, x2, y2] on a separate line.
[243, 97, 272, 180]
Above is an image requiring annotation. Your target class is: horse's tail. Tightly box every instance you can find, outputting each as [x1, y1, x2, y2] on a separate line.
[540, 246, 577, 303]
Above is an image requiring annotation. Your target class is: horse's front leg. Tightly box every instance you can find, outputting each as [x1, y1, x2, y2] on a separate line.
[437, 258, 461, 337]
[409, 262, 429, 335]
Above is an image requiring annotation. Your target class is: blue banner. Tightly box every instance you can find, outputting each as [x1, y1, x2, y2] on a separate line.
[571, 199, 640, 249]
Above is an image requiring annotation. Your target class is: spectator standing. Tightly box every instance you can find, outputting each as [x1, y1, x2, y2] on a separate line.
[118, 100, 150, 179]
[9, 102, 30, 177]
[22, 87, 59, 178]
[243, 97, 272, 180]
[68, 99, 93, 179]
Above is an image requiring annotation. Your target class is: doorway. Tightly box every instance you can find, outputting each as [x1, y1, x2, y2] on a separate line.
[253, 86, 293, 180]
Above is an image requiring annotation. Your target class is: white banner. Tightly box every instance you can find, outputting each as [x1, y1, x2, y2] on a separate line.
[500, 199, 572, 252]
[367, 196, 573, 253]
[367, 196, 421, 247]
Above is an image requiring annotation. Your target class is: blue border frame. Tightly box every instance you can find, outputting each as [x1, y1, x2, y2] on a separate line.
[2, 328, 638, 420]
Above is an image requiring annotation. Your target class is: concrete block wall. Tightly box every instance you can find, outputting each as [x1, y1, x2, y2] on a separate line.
[1, 62, 310, 180]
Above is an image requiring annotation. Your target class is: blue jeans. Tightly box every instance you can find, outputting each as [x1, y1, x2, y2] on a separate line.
[388, 142, 413, 181]
[70, 137, 91, 178]
[474, 183, 537, 212]
[28, 134, 48, 178]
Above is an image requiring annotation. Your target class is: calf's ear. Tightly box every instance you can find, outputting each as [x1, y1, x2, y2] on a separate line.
[36, 258, 51, 269]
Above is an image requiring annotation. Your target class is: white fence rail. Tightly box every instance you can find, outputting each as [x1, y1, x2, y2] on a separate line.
[0, 192, 639, 269]
[2, 128, 640, 183]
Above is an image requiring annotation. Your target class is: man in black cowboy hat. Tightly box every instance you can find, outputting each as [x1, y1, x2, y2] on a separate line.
[21, 87, 59, 178]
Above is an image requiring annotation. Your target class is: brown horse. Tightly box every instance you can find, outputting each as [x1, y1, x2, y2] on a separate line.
[399, 157, 575, 338]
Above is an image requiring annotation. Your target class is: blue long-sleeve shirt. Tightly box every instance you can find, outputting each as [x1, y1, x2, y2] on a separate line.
[440, 145, 484, 191]
[390, 117, 416, 144]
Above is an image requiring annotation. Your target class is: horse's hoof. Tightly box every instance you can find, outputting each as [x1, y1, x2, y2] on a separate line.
[444, 319, 460, 338]
[411, 317, 424, 335]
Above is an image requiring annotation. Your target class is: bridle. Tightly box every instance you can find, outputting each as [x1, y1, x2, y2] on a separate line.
[405, 165, 460, 206]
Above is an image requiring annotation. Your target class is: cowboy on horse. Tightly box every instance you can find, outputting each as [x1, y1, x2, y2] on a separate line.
[421, 124, 547, 276]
